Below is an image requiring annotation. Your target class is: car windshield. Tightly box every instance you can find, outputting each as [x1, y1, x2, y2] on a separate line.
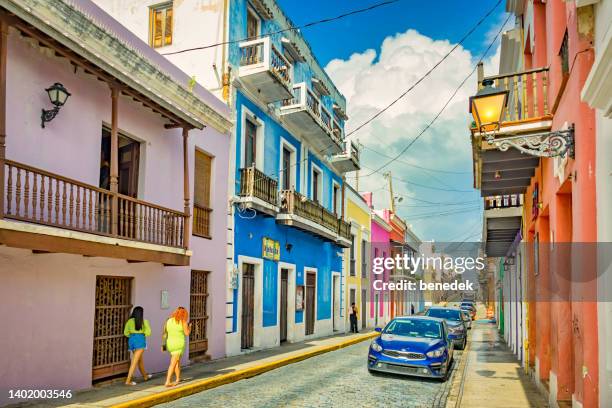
[426, 308, 462, 321]
[384, 319, 442, 339]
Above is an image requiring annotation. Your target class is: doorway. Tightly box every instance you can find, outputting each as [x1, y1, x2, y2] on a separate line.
[374, 293, 379, 327]
[305, 272, 316, 336]
[92, 276, 132, 381]
[361, 289, 367, 329]
[189, 270, 209, 360]
[100, 128, 140, 197]
[241, 264, 255, 349]
[279, 268, 289, 342]
[332, 274, 340, 331]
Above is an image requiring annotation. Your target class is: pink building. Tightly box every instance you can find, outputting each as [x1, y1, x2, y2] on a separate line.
[0, 0, 232, 403]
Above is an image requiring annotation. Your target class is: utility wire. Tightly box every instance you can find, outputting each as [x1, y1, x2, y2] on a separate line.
[359, 11, 511, 178]
[360, 165, 476, 192]
[344, 0, 503, 140]
[162, 0, 402, 56]
[360, 146, 472, 174]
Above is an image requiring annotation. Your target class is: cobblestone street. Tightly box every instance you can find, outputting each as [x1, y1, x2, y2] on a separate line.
[161, 341, 463, 408]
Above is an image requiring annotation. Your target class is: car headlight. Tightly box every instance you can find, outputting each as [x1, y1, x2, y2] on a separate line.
[426, 347, 446, 358]
[370, 341, 383, 352]
[449, 325, 463, 334]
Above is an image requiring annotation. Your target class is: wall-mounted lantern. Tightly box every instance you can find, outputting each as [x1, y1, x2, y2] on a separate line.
[469, 78, 509, 134]
[41, 82, 71, 128]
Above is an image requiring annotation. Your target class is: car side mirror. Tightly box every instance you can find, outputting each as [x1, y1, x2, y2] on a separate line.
[374, 327, 382, 333]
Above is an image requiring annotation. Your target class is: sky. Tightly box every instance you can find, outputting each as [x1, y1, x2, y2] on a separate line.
[278, 0, 510, 243]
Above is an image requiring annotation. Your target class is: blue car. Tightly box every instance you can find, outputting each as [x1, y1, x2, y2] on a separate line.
[424, 307, 467, 350]
[368, 316, 454, 380]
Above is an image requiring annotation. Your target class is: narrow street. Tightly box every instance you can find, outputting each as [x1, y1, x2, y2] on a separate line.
[160, 342, 463, 408]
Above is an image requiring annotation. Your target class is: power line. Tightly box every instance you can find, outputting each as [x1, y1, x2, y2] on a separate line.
[360, 146, 472, 174]
[361, 165, 476, 192]
[359, 12, 511, 178]
[162, 0, 402, 56]
[344, 0, 503, 140]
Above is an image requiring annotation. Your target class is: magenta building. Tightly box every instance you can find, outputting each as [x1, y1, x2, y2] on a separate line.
[0, 0, 232, 404]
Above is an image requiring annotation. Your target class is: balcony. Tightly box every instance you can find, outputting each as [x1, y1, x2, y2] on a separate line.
[473, 67, 551, 198]
[330, 139, 360, 172]
[238, 37, 293, 103]
[1, 160, 189, 265]
[483, 194, 522, 258]
[280, 83, 343, 155]
[237, 166, 279, 216]
[277, 189, 350, 247]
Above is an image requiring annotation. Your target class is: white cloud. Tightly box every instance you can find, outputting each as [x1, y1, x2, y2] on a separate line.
[325, 28, 500, 242]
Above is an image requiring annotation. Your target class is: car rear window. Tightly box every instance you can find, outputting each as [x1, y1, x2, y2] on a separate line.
[426, 308, 462, 321]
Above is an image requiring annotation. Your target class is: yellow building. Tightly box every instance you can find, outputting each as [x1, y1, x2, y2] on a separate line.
[343, 184, 372, 332]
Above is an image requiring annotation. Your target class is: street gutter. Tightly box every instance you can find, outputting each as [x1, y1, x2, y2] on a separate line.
[111, 331, 378, 408]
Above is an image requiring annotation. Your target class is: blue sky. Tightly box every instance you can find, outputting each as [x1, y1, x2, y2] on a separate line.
[277, 0, 508, 243]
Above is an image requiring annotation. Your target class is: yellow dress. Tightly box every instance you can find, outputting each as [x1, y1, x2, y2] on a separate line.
[165, 319, 186, 356]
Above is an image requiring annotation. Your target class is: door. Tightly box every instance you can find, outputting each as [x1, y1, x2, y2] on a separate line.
[280, 269, 288, 342]
[332, 275, 339, 331]
[375, 293, 379, 326]
[118, 143, 139, 198]
[282, 147, 291, 190]
[244, 119, 257, 168]
[305, 272, 316, 336]
[189, 270, 209, 359]
[241, 264, 255, 349]
[361, 289, 367, 329]
[92, 276, 132, 381]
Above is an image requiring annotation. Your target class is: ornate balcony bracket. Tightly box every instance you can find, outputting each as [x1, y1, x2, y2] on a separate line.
[485, 125, 575, 159]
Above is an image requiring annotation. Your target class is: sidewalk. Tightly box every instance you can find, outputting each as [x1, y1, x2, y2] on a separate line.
[455, 320, 547, 408]
[17, 331, 375, 408]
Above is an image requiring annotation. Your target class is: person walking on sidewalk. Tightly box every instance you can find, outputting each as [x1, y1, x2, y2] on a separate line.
[162, 307, 192, 387]
[123, 306, 152, 385]
[350, 302, 359, 333]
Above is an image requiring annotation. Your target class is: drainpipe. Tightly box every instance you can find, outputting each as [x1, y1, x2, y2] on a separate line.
[0, 20, 7, 219]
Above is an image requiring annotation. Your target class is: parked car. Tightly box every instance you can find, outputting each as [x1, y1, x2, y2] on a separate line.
[460, 310, 472, 329]
[368, 316, 454, 380]
[424, 307, 467, 350]
[460, 302, 477, 320]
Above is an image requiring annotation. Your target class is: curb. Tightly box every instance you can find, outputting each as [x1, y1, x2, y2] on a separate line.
[111, 332, 378, 408]
[444, 336, 471, 408]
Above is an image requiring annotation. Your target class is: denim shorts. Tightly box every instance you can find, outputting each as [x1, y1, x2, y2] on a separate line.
[128, 333, 147, 351]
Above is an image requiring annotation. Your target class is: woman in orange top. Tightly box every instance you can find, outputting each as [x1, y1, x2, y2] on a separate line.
[162, 307, 191, 387]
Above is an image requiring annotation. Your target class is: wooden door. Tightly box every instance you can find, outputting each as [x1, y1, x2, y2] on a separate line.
[118, 142, 140, 198]
[189, 270, 209, 359]
[92, 276, 132, 381]
[280, 269, 288, 342]
[305, 272, 316, 336]
[241, 264, 255, 349]
[282, 147, 291, 190]
[362, 289, 367, 329]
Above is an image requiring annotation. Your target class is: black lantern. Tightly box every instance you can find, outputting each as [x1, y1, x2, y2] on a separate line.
[469, 78, 508, 134]
[41, 82, 71, 128]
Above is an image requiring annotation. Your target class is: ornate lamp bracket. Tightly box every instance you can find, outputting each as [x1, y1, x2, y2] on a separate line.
[485, 124, 575, 159]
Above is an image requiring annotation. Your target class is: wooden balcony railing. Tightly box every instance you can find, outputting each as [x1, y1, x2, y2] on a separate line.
[3, 160, 187, 248]
[485, 194, 523, 210]
[193, 204, 212, 238]
[481, 67, 550, 125]
[280, 189, 343, 236]
[239, 166, 278, 207]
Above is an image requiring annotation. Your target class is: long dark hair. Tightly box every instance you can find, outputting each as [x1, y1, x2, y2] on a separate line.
[130, 306, 144, 331]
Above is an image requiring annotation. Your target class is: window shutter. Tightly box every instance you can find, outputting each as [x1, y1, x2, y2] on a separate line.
[194, 150, 212, 208]
[153, 9, 163, 48]
[164, 7, 173, 45]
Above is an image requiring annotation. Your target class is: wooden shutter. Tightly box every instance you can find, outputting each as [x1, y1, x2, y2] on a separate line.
[151, 9, 163, 48]
[164, 7, 173, 45]
[194, 150, 212, 208]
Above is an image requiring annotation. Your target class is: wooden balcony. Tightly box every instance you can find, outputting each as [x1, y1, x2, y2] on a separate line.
[238, 37, 293, 103]
[0, 160, 189, 265]
[277, 189, 350, 247]
[330, 139, 360, 172]
[280, 83, 343, 155]
[237, 166, 279, 216]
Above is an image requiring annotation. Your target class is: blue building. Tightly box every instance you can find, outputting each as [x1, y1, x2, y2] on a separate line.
[225, 0, 360, 354]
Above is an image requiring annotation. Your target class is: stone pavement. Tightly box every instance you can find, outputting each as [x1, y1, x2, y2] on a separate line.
[12, 332, 374, 408]
[455, 320, 547, 408]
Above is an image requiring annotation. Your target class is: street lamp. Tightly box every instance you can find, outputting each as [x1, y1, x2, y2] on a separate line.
[41, 82, 71, 128]
[469, 78, 508, 134]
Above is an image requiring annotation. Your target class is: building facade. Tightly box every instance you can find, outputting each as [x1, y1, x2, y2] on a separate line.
[343, 184, 372, 331]
[0, 0, 232, 404]
[94, 0, 360, 355]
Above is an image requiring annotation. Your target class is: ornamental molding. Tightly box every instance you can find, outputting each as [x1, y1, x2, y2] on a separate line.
[485, 125, 575, 159]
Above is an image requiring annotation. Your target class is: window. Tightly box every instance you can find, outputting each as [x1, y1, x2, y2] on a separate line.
[149, 3, 173, 48]
[350, 234, 356, 276]
[246, 7, 260, 39]
[332, 182, 340, 215]
[244, 119, 257, 168]
[312, 167, 322, 203]
[280, 142, 296, 191]
[193, 150, 213, 238]
[361, 240, 368, 278]
[560, 31, 569, 76]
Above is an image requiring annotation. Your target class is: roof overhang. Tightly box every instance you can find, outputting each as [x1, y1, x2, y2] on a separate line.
[312, 77, 331, 96]
[250, 0, 274, 19]
[1, 0, 233, 133]
[333, 103, 348, 120]
[281, 37, 305, 62]
[479, 148, 538, 196]
[484, 213, 521, 257]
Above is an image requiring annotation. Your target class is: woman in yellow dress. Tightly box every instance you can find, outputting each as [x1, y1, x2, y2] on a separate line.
[162, 307, 191, 387]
